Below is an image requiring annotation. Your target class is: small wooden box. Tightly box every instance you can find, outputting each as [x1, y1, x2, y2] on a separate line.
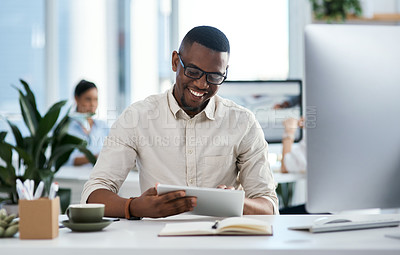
[19, 196, 60, 239]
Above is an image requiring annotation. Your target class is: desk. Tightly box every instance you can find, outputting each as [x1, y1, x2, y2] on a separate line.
[55, 166, 305, 205]
[2, 214, 400, 255]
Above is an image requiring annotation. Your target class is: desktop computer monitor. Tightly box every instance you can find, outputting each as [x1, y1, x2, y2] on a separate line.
[305, 24, 400, 213]
[218, 80, 302, 143]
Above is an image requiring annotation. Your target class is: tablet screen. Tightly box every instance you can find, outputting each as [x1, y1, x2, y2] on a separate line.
[157, 184, 244, 217]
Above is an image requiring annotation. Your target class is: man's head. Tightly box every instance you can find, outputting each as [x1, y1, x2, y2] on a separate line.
[172, 26, 230, 117]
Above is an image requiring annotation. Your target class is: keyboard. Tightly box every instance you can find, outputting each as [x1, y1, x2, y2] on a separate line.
[289, 218, 400, 233]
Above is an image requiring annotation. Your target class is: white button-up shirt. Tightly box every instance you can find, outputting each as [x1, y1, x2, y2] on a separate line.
[81, 88, 278, 213]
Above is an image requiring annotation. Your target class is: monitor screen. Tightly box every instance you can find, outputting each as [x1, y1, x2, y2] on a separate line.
[305, 24, 400, 213]
[218, 80, 302, 143]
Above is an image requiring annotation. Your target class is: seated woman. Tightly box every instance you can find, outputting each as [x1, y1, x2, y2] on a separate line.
[281, 117, 306, 174]
[67, 80, 109, 166]
[280, 117, 308, 214]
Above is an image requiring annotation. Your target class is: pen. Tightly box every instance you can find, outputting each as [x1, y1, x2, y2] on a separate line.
[23, 179, 32, 200]
[49, 182, 59, 199]
[16, 179, 26, 200]
[30, 179, 35, 197]
[212, 220, 220, 229]
[34, 181, 44, 199]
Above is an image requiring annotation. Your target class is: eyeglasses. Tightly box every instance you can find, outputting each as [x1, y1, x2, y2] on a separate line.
[178, 53, 227, 85]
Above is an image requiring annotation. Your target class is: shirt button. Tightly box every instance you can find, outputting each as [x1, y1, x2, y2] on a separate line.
[188, 150, 193, 154]
[189, 179, 194, 184]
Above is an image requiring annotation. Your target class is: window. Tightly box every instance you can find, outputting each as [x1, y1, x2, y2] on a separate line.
[0, 0, 46, 115]
[0, 0, 45, 140]
[177, 0, 289, 80]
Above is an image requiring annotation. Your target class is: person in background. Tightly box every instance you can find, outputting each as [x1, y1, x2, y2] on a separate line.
[281, 117, 306, 173]
[279, 117, 308, 214]
[67, 80, 109, 166]
[82, 26, 278, 219]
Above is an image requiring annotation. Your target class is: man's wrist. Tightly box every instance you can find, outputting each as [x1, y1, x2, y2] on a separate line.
[125, 197, 143, 220]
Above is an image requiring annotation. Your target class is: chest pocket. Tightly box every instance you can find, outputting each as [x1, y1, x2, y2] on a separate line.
[204, 154, 234, 168]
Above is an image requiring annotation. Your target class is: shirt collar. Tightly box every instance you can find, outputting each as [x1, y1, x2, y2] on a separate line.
[167, 86, 216, 121]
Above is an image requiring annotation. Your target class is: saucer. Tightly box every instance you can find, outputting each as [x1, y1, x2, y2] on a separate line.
[61, 219, 113, 232]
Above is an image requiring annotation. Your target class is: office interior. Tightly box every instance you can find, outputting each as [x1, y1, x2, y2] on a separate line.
[1, 0, 400, 212]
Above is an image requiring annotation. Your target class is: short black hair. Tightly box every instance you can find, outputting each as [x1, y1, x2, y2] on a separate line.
[180, 26, 230, 54]
[74, 79, 97, 97]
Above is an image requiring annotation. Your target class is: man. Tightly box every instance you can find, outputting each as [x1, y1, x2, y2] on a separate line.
[82, 26, 278, 219]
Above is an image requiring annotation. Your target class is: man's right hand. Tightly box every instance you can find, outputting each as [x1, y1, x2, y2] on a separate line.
[130, 187, 197, 218]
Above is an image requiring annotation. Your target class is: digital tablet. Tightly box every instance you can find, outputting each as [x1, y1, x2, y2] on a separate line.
[157, 184, 245, 217]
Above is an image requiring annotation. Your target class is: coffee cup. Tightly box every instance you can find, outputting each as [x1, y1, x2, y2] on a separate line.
[66, 204, 105, 223]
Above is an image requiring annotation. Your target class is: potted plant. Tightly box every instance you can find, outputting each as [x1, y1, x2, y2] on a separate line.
[310, 0, 362, 22]
[0, 79, 96, 207]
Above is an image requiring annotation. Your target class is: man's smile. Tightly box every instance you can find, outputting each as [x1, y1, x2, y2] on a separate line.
[188, 88, 206, 98]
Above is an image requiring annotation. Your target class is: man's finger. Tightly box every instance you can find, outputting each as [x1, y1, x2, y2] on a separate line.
[162, 197, 197, 217]
[159, 190, 186, 202]
[142, 187, 158, 196]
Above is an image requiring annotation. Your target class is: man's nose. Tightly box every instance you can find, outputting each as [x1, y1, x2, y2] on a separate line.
[193, 75, 209, 90]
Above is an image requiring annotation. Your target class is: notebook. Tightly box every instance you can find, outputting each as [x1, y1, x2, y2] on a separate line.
[158, 217, 273, 236]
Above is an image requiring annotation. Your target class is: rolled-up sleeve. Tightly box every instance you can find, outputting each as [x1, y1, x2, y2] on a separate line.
[81, 108, 138, 204]
[237, 118, 279, 214]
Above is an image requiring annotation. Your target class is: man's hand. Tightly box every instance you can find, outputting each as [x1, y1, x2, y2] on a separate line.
[216, 185, 274, 215]
[130, 187, 197, 218]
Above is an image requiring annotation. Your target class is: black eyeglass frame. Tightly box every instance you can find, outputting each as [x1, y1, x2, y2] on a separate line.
[177, 53, 228, 85]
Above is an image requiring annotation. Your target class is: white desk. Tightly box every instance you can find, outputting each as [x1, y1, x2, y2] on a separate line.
[2, 214, 400, 255]
[55, 166, 305, 204]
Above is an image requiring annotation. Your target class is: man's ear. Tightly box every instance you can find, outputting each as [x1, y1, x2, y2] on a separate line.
[171, 51, 178, 72]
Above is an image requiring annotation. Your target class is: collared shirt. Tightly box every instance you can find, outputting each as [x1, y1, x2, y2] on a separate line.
[81, 88, 279, 213]
[67, 118, 109, 166]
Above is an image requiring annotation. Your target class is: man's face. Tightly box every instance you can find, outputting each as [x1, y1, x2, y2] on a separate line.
[172, 42, 229, 116]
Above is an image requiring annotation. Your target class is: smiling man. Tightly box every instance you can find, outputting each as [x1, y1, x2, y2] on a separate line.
[82, 26, 278, 219]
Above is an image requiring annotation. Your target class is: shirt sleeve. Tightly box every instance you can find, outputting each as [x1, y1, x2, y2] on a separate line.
[283, 139, 307, 173]
[80, 109, 138, 204]
[237, 115, 279, 214]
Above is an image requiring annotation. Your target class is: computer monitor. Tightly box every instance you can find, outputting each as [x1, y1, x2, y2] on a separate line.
[305, 24, 400, 213]
[218, 80, 302, 143]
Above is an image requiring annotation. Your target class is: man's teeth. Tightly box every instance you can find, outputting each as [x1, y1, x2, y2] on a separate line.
[189, 89, 204, 97]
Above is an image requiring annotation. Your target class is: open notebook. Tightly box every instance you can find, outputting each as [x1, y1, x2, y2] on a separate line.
[158, 217, 273, 236]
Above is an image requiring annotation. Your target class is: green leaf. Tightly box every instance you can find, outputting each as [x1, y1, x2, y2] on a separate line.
[0, 131, 7, 141]
[53, 108, 72, 141]
[37, 100, 67, 139]
[58, 133, 87, 146]
[78, 146, 97, 165]
[47, 144, 82, 170]
[22, 166, 39, 181]
[0, 143, 13, 165]
[0, 166, 16, 187]
[54, 148, 74, 170]
[19, 79, 41, 120]
[33, 136, 51, 169]
[14, 87, 39, 136]
[12, 146, 33, 166]
[6, 120, 24, 148]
